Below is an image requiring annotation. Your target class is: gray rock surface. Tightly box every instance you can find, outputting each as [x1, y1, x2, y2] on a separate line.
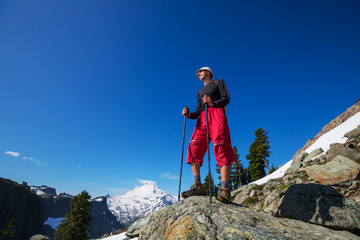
[275, 183, 360, 235]
[303, 148, 324, 163]
[345, 125, 360, 140]
[292, 150, 309, 165]
[126, 217, 149, 238]
[326, 143, 360, 162]
[306, 155, 360, 185]
[284, 163, 301, 175]
[139, 196, 359, 240]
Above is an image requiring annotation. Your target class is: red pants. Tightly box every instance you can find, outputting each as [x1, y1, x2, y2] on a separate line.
[187, 108, 235, 167]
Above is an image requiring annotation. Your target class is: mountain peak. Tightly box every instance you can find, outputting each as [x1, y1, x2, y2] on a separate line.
[107, 180, 177, 226]
[121, 180, 166, 199]
[138, 180, 156, 185]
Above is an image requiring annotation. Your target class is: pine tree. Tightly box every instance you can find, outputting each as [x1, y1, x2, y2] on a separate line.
[269, 164, 277, 174]
[54, 191, 92, 240]
[246, 128, 271, 181]
[215, 164, 221, 189]
[231, 147, 250, 189]
[244, 167, 252, 184]
[0, 219, 15, 240]
[230, 146, 243, 190]
[203, 172, 218, 197]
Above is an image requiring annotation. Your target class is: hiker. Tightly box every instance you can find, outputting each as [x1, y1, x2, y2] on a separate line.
[181, 66, 236, 203]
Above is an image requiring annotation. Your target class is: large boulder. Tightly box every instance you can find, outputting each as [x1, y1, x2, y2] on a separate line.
[275, 183, 360, 235]
[139, 196, 358, 239]
[305, 155, 360, 185]
[325, 143, 360, 163]
[29, 234, 51, 240]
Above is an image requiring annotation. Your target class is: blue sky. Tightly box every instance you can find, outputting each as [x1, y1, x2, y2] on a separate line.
[1, 0, 359, 197]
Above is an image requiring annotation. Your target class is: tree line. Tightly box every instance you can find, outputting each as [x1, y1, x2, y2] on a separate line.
[204, 128, 277, 196]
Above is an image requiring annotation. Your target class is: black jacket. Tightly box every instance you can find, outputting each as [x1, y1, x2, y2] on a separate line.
[188, 79, 230, 119]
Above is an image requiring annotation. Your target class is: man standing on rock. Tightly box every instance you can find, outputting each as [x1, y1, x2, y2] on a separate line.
[181, 66, 236, 203]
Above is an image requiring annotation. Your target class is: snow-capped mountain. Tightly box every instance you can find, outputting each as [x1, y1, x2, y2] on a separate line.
[107, 180, 177, 226]
[30, 186, 57, 196]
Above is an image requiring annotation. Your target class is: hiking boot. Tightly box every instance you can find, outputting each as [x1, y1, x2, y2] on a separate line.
[181, 182, 207, 198]
[217, 187, 231, 204]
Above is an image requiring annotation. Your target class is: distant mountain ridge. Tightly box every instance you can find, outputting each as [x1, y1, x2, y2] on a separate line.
[107, 180, 177, 227]
[25, 180, 176, 237]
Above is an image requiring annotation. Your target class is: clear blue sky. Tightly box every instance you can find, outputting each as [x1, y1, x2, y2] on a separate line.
[1, 0, 359, 197]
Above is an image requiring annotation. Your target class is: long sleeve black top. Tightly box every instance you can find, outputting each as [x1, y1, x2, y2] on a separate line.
[188, 79, 230, 119]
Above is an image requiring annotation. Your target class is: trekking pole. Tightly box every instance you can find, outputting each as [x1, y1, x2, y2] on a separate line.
[178, 112, 187, 202]
[205, 104, 212, 203]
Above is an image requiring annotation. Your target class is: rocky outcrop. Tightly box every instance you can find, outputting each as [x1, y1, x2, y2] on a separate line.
[230, 123, 360, 236]
[138, 196, 358, 239]
[30, 186, 57, 196]
[0, 178, 43, 240]
[294, 101, 360, 157]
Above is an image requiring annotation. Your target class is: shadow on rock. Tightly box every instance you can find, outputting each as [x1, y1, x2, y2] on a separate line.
[275, 183, 360, 236]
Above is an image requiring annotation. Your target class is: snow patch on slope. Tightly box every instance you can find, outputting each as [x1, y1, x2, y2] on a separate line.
[305, 111, 360, 153]
[252, 160, 293, 185]
[252, 111, 360, 185]
[102, 232, 137, 240]
[44, 217, 65, 229]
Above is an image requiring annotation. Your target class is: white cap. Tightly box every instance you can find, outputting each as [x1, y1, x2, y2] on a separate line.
[196, 66, 213, 79]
